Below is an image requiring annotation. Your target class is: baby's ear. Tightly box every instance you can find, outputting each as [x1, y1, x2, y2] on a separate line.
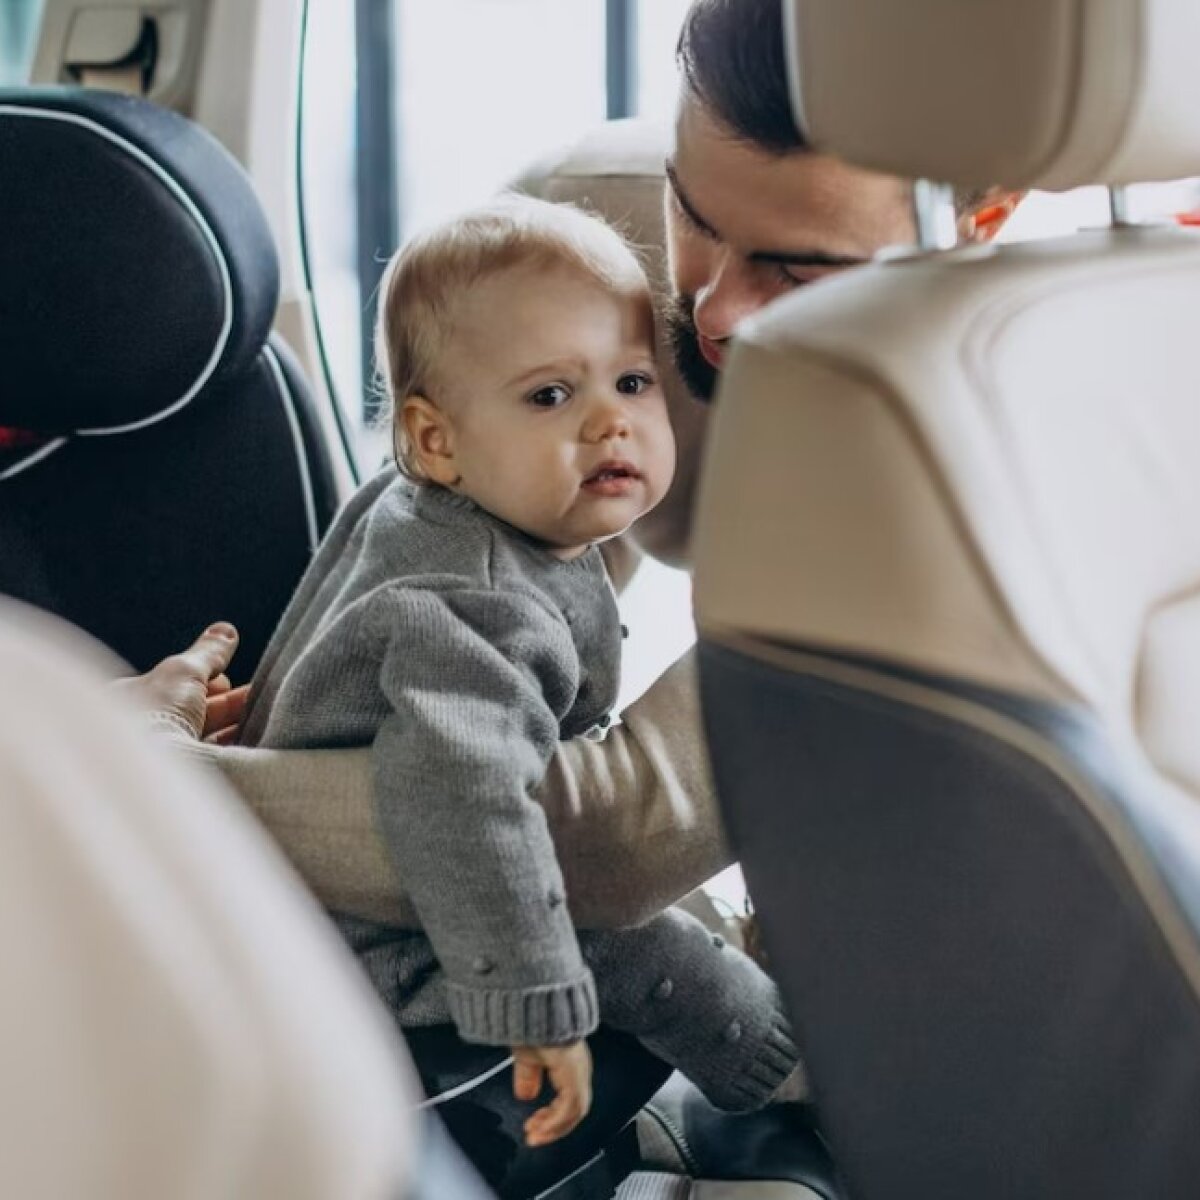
[400, 394, 459, 486]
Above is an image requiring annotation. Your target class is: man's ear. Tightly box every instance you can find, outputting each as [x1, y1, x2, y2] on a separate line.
[959, 189, 1027, 244]
[400, 394, 460, 486]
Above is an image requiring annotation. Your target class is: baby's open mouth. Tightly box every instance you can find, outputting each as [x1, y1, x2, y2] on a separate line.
[582, 461, 642, 493]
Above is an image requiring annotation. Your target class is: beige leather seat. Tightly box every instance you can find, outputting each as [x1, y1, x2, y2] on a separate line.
[0, 600, 427, 1200]
[693, 2, 1200, 1197]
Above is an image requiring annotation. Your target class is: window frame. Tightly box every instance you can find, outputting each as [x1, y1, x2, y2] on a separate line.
[346, 0, 644, 429]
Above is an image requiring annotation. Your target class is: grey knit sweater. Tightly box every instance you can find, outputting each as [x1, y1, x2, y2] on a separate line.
[241, 471, 618, 1045]
[240, 471, 801, 1109]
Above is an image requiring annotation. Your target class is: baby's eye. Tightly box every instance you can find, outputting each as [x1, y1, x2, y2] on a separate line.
[527, 384, 572, 409]
[616, 371, 655, 396]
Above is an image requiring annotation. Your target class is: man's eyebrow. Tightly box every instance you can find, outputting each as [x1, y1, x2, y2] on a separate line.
[665, 161, 720, 241]
[748, 249, 867, 270]
[665, 160, 867, 271]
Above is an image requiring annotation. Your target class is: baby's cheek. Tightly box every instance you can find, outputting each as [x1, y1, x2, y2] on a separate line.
[526, 468, 576, 522]
[654, 438, 679, 499]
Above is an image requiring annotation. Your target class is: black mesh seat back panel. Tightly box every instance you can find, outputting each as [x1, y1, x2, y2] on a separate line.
[0, 339, 338, 683]
[699, 640, 1200, 1200]
[0, 114, 225, 429]
[0, 88, 279, 430]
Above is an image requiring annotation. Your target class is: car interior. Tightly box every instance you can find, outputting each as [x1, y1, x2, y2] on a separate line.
[3, 0, 1200, 1197]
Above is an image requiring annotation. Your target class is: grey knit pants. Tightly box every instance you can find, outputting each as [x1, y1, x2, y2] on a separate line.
[345, 905, 800, 1113]
[579, 907, 799, 1111]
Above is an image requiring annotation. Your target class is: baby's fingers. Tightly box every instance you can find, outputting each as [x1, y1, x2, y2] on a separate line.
[513, 1059, 543, 1103]
[524, 1081, 590, 1147]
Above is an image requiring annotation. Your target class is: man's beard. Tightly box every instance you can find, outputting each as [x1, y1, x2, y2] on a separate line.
[663, 294, 718, 403]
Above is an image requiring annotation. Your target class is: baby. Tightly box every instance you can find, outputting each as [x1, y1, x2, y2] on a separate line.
[238, 195, 801, 1147]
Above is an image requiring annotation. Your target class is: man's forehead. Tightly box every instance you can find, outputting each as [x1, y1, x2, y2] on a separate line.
[670, 94, 915, 261]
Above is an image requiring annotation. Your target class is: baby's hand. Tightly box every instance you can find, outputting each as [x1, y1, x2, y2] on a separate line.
[512, 1041, 592, 1147]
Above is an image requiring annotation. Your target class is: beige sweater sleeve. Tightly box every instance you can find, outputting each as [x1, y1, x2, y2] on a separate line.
[183, 650, 728, 928]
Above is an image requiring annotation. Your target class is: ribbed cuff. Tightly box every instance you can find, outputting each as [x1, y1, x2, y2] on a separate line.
[446, 971, 600, 1046]
[726, 1019, 802, 1111]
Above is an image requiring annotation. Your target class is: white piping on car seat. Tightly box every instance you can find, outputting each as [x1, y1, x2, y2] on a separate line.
[263, 343, 320, 552]
[0, 105, 235, 438]
[0, 437, 69, 482]
[412, 1054, 514, 1111]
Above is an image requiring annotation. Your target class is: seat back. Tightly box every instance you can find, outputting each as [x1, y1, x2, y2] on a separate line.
[693, 3, 1200, 1197]
[0, 88, 341, 681]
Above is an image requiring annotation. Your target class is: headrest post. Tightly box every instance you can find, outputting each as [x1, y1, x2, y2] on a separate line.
[1108, 185, 1135, 228]
[912, 180, 958, 252]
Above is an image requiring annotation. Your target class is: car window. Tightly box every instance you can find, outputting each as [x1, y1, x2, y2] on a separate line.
[0, 0, 44, 84]
[299, 0, 691, 466]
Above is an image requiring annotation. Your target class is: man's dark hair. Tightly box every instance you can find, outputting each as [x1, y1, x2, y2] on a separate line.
[676, 0, 806, 155]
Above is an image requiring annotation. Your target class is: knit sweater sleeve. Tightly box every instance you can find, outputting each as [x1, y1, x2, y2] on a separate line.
[373, 584, 598, 1048]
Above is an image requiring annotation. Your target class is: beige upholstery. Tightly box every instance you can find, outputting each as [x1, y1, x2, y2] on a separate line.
[0, 602, 417, 1200]
[694, 223, 1200, 797]
[786, 0, 1200, 190]
[691, 5, 1200, 1192]
[700, 0, 1200, 815]
[514, 118, 706, 568]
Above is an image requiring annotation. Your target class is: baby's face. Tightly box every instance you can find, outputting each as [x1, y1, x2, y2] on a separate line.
[432, 265, 676, 557]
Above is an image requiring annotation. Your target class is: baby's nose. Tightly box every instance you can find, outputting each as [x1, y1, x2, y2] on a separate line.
[582, 396, 632, 443]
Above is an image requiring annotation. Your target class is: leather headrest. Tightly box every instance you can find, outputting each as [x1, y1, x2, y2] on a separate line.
[0, 88, 279, 433]
[512, 120, 672, 283]
[786, 0, 1200, 192]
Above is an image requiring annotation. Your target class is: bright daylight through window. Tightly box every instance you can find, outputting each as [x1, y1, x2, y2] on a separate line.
[301, 0, 691, 462]
[299, 0, 1199, 471]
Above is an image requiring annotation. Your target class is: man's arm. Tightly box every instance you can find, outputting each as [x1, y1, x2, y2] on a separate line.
[191, 650, 727, 929]
[538, 650, 729, 927]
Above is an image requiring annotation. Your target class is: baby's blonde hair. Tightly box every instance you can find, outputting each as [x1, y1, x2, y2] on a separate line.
[374, 193, 650, 481]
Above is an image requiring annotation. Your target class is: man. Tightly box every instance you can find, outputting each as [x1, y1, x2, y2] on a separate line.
[664, 0, 1015, 407]
[163, 0, 1017, 929]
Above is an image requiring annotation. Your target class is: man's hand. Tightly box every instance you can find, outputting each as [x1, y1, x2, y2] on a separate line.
[113, 623, 249, 743]
[512, 1041, 593, 1148]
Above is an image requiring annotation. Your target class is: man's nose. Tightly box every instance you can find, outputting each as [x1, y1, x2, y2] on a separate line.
[581, 394, 632, 444]
[693, 252, 769, 343]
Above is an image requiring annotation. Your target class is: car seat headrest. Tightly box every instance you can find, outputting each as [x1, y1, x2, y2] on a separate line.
[786, 0, 1200, 192]
[0, 87, 279, 433]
